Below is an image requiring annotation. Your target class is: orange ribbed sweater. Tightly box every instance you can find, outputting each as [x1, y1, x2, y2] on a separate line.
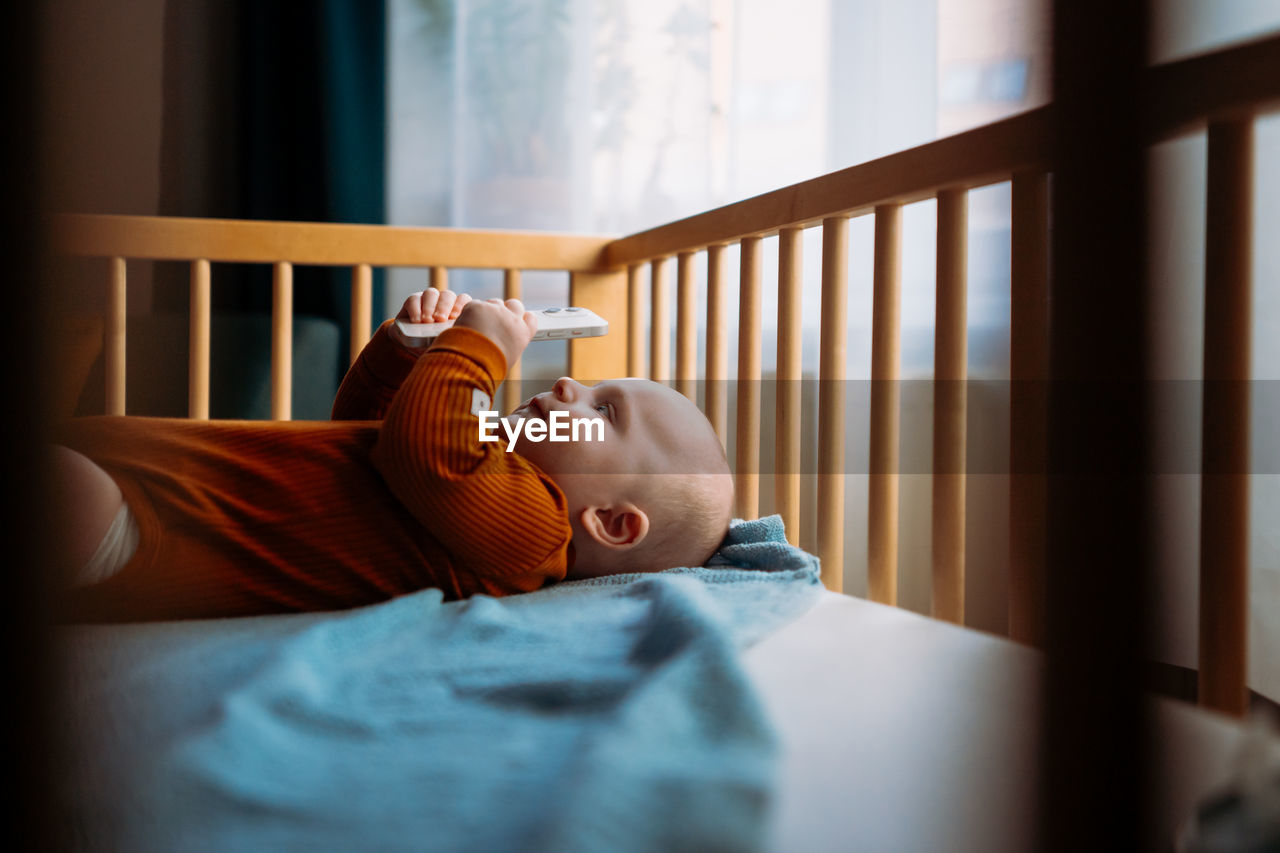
[57, 322, 572, 622]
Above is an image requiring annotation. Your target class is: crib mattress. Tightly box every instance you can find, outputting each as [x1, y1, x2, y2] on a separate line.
[742, 590, 1265, 853]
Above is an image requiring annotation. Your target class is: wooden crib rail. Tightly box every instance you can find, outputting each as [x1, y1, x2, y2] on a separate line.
[54, 214, 620, 420]
[56, 214, 613, 271]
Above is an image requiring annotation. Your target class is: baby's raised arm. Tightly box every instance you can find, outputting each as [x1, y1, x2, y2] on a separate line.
[371, 299, 570, 595]
[333, 290, 480, 420]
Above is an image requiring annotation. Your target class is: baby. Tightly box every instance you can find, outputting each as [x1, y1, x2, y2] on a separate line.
[51, 289, 733, 622]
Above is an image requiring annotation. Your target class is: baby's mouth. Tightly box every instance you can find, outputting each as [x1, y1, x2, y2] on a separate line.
[510, 395, 547, 420]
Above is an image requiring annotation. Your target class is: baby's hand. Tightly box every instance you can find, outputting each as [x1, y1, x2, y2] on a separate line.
[396, 289, 472, 324]
[453, 299, 537, 370]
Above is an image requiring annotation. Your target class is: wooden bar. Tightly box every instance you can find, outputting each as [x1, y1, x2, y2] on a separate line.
[776, 227, 803, 546]
[1144, 31, 1280, 143]
[503, 269, 523, 414]
[271, 261, 293, 421]
[627, 264, 644, 378]
[649, 257, 671, 383]
[705, 245, 729, 447]
[868, 204, 903, 605]
[568, 269, 628, 382]
[1009, 171, 1051, 646]
[188, 259, 211, 420]
[817, 218, 849, 591]
[350, 264, 372, 366]
[57, 214, 614, 271]
[1198, 117, 1253, 717]
[430, 266, 448, 292]
[932, 190, 967, 624]
[735, 236, 763, 519]
[105, 257, 126, 415]
[675, 251, 698, 401]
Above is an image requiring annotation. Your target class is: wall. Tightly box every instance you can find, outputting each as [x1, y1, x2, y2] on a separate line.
[41, 0, 166, 314]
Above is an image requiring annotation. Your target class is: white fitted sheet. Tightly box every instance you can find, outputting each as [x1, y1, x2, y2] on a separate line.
[742, 590, 1271, 852]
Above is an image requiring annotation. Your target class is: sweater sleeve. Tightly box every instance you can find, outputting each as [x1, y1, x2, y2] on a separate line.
[331, 320, 422, 421]
[370, 326, 572, 595]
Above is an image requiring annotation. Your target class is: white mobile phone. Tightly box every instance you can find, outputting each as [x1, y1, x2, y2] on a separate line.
[394, 306, 609, 348]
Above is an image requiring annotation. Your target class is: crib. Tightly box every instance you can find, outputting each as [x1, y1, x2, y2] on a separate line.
[52, 27, 1280, 853]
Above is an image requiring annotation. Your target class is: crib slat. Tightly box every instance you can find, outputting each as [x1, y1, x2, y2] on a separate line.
[503, 269, 523, 414]
[1009, 171, 1050, 645]
[271, 261, 293, 421]
[676, 251, 698, 402]
[776, 227, 803, 546]
[650, 258, 671, 382]
[567, 269, 628, 382]
[705, 245, 729, 447]
[869, 204, 903, 605]
[735, 236, 763, 519]
[430, 266, 448, 292]
[932, 191, 967, 624]
[106, 256, 126, 415]
[627, 264, 644, 377]
[817, 218, 849, 592]
[189, 259, 211, 420]
[1199, 117, 1253, 717]
[350, 264, 373, 367]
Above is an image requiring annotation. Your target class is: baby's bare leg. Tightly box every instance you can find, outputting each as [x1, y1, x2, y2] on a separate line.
[47, 445, 124, 580]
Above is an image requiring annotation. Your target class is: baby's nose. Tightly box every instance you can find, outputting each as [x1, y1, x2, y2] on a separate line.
[552, 377, 581, 402]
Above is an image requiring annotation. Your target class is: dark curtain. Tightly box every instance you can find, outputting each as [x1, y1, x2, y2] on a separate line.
[157, 0, 386, 390]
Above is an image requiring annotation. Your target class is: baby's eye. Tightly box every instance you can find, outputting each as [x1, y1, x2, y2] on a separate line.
[594, 402, 613, 421]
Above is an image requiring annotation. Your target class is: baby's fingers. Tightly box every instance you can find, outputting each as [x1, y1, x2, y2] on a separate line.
[430, 288, 457, 321]
[418, 288, 443, 321]
[449, 292, 472, 319]
[397, 291, 425, 323]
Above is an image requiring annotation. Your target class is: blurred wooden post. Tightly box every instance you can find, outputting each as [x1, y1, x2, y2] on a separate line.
[932, 190, 967, 624]
[1198, 117, 1253, 717]
[1041, 3, 1152, 850]
[105, 257, 126, 415]
[868, 204, 903, 605]
[271, 261, 292, 421]
[734, 236, 762, 519]
[776, 227, 803, 546]
[817, 218, 849, 591]
[1009, 171, 1050, 645]
[188, 259, 211, 419]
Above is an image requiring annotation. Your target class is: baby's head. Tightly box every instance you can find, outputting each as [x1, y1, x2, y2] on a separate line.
[507, 377, 733, 578]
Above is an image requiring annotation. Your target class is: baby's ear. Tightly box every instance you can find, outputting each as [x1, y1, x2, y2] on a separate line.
[580, 503, 649, 549]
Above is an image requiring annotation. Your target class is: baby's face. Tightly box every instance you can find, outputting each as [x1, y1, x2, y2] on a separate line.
[506, 377, 722, 486]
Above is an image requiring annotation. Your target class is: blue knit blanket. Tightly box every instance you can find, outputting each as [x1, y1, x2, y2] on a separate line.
[58, 515, 822, 853]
